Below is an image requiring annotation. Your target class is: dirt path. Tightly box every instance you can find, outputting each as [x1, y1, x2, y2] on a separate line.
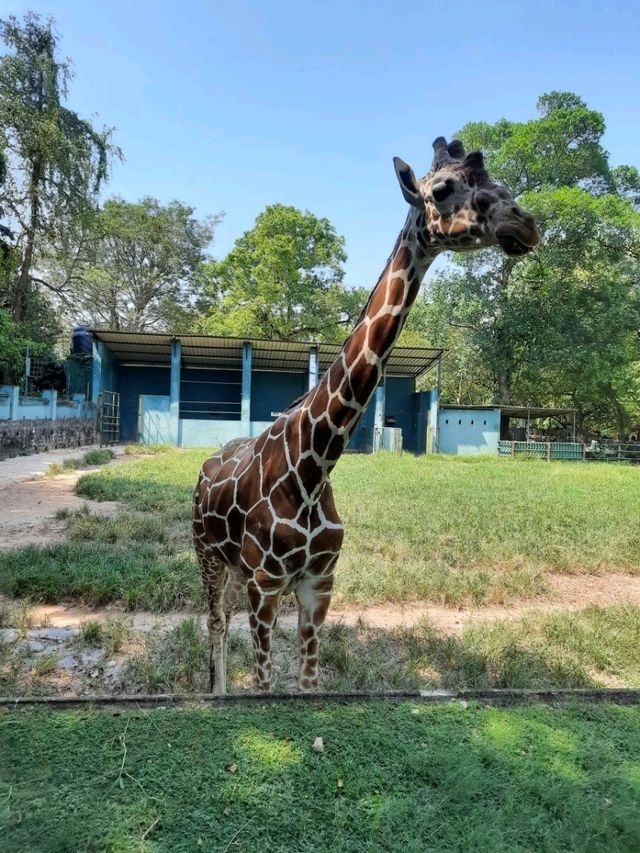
[13, 571, 640, 638]
[0, 447, 127, 550]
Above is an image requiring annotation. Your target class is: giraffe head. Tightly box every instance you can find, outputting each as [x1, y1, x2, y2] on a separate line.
[393, 137, 539, 256]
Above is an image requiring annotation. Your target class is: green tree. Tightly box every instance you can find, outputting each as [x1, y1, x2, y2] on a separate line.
[199, 204, 359, 341]
[0, 12, 118, 322]
[425, 92, 640, 435]
[60, 197, 221, 332]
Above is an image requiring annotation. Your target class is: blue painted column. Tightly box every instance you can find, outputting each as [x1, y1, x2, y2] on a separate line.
[91, 340, 104, 405]
[308, 346, 319, 390]
[428, 387, 440, 454]
[241, 342, 252, 435]
[169, 339, 181, 445]
[9, 385, 19, 420]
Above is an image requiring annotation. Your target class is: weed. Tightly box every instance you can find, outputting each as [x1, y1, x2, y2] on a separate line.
[102, 618, 131, 655]
[124, 443, 173, 455]
[82, 448, 114, 466]
[46, 449, 113, 477]
[80, 620, 103, 645]
[14, 600, 33, 636]
[0, 604, 12, 628]
[31, 653, 58, 679]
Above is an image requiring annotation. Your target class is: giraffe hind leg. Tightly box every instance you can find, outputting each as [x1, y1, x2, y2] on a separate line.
[198, 551, 228, 695]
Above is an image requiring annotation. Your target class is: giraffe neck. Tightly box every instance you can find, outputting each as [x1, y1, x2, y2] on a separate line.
[284, 212, 440, 504]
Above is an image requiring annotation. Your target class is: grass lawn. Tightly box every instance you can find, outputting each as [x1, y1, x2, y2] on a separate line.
[0, 449, 638, 610]
[2, 702, 639, 852]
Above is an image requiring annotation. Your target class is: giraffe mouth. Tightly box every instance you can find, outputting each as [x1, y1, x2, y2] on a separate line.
[497, 234, 533, 256]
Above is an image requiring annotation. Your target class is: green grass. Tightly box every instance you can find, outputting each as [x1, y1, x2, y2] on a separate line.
[2, 448, 639, 610]
[2, 702, 640, 851]
[0, 542, 202, 610]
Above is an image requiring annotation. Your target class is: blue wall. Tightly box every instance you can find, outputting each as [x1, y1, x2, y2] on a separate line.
[98, 352, 429, 452]
[116, 365, 170, 442]
[438, 408, 500, 455]
[251, 371, 306, 421]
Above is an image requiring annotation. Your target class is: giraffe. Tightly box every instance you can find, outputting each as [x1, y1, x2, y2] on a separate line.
[193, 136, 540, 694]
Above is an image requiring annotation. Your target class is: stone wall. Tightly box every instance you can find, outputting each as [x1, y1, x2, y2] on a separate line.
[0, 417, 99, 460]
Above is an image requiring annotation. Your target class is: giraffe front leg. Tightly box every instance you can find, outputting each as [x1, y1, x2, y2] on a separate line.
[247, 579, 281, 691]
[295, 572, 334, 692]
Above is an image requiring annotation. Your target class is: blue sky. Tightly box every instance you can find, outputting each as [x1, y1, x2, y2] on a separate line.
[7, 0, 640, 286]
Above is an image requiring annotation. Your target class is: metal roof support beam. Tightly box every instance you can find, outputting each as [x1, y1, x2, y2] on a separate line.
[308, 346, 319, 391]
[241, 342, 252, 433]
[169, 339, 181, 445]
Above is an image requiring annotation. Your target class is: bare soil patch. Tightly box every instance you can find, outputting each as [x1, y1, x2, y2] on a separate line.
[0, 447, 136, 550]
[0, 473, 121, 550]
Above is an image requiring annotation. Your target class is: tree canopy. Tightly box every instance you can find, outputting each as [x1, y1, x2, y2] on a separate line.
[199, 204, 365, 342]
[52, 197, 220, 332]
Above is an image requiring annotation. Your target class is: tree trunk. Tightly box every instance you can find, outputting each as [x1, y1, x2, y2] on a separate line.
[498, 372, 511, 405]
[12, 159, 42, 323]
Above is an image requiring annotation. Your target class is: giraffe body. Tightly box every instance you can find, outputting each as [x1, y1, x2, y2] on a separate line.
[193, 137, 540, 693]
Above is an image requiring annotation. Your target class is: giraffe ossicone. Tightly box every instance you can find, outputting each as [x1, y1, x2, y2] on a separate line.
[193, 136, 540, 694]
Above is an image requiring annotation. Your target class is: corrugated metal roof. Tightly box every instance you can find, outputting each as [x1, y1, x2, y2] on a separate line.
[91, 330, 442, 378]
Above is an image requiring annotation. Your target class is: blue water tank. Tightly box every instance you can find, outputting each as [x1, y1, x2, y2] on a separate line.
[72, 325, 93, 355]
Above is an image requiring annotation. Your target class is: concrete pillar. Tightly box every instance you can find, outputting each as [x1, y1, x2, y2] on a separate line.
[91, 340, 103, 405]
[374, 381, 385, 430]
[43, 390, 58, 421]
[308, 346, 319, 391]
[9, 385, 19, 420]
[169, 339, 181, 445]
[241, 342, 252, 434]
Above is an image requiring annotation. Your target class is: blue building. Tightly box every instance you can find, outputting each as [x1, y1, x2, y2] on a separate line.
[90, 330, 443, 453]
[438, 404, 578, 455]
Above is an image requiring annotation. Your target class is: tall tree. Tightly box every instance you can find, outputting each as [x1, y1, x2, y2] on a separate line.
[0, 12, 118, 322]
[61, 197, 220, 332]
[424, 92, 640, 435]
[199, 204, 362, 342]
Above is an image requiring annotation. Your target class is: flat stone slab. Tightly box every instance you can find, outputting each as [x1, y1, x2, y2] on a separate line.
[27, 640, 46, 652]
[58, 654, 78, 670]
[0, 628, 18, 643]
[80, 649, 105, 667]
[33, 627, 79, 641]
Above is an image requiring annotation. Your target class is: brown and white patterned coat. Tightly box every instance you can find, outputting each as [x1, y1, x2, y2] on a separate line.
[193, 137, 540, 693]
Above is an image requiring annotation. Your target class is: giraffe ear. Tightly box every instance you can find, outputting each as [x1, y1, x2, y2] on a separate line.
[393, 157, 422, 208]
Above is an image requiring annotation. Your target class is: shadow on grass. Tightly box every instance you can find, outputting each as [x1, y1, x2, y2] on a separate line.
[115, 606, 640, 697]
[1, 701, 639, 851]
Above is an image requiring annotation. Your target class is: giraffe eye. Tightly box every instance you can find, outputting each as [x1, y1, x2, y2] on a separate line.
[432, 181, 454, 203]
